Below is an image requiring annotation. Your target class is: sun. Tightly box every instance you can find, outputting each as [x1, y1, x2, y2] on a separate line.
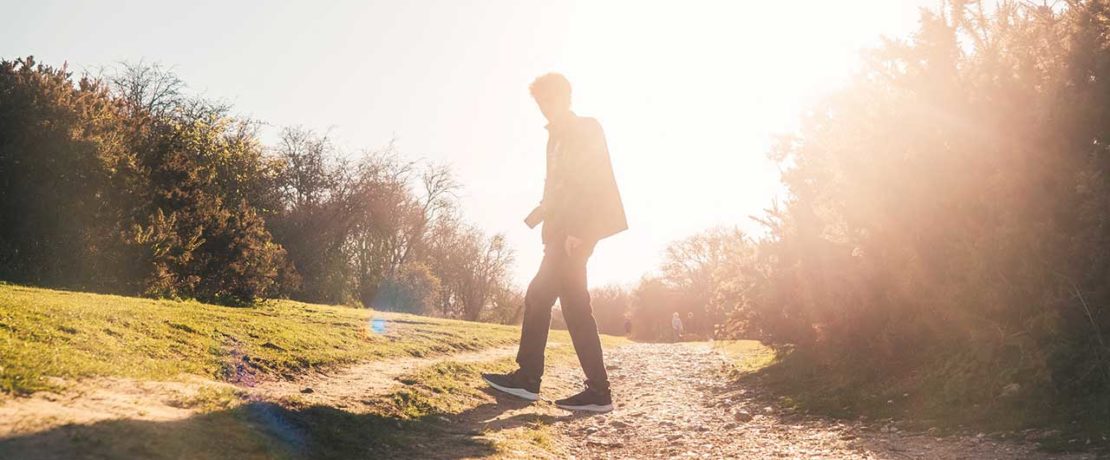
[532, 1, 922, 283]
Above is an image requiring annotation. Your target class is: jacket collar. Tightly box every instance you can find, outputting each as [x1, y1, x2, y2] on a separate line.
[544, 111, 577, 132]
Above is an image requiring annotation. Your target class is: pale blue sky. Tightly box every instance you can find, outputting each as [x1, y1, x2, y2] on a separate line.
[3, 0, 934, 287]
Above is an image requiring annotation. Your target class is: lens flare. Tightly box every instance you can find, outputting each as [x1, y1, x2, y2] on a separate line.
[370, 317, 387, 335]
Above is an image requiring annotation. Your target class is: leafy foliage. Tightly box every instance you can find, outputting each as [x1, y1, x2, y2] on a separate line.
[0, 57, 515, 312]
[616, 0, 1109, 426]
[0, 58, 129, 290]
[0, 57, 295, 304]
[747, 0, 1109, 391]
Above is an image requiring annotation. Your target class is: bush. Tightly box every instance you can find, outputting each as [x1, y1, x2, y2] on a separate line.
[716, 1, 1110, 415]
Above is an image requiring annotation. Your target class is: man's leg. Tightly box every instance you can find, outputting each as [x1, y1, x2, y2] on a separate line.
[556, 247, 609, 390]
[515, 247, 559, 381]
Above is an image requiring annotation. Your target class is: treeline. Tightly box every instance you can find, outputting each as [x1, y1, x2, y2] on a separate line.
[550, 227, 743, 341]
[624, 0, 1110, 422]
[0, 57, 515, 319]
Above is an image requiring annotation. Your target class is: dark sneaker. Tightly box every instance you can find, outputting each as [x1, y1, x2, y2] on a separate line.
[555, 384, 613, 412]
[482, 370, 540, 401]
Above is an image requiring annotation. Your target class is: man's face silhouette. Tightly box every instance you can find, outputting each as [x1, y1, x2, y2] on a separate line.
[533, 93, 571, 124]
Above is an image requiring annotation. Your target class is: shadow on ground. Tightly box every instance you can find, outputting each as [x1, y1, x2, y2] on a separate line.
[0, 387, 591, 460]
[719, 354, 1107, 458]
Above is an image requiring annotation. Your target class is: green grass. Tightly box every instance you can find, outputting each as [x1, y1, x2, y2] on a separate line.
[0, 283, 520, 395]
[732, 345, 1110, 454]
[167, 385, 247, 413]
[372, 344, 603, 458]
[380, 336, 627, 421]
[714, 339, 776, 375]
[0, 282, 631, 459]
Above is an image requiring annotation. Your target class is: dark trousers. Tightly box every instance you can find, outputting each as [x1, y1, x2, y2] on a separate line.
[515, 242, 609, 390]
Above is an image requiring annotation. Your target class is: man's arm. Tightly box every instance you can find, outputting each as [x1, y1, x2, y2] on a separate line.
[524, 204, 544, 228]
[565, 119, 619, 246]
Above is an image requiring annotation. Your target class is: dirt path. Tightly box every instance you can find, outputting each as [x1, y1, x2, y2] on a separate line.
[1, 341, 1100, 459]
[251, 345, 518, 413]
[0, 345, 517, 438]
[472, 342, 1096, 459]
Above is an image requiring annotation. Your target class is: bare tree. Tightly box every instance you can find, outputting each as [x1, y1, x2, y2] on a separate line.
[109, 61, 185, 118]
[426, 217, 514, 320]
[275, 127, 339, 209]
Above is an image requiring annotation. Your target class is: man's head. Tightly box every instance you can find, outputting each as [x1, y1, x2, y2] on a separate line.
[530, 72, 572, 123]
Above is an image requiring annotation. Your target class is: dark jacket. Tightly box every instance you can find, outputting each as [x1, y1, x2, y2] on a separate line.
[539, 114, 628, 244]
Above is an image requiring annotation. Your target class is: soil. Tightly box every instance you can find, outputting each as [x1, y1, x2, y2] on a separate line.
[0, 341, 1100, 459]
[470, 342, 1097, 459]
[0, 346, 517, 438]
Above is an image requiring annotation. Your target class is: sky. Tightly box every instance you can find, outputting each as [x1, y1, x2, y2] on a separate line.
[3, 0, 937, 287]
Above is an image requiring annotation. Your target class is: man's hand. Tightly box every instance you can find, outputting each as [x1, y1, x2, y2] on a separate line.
[524, 205, 544, 229]
[565, 235, 583, 256]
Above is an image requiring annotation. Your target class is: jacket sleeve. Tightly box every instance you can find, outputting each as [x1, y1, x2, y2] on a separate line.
[566, 119, 627, 242]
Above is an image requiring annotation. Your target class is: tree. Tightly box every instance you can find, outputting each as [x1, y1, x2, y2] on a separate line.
[717, 1, 1110, 410]
[109, 61, 185, 119]
[591, 285, 633, 336]
[129, 100, 293, 304]
[374, 262, 441, 315]
[0, 56, 512, 316]
[660, 226, 749, 337]
[0, 58, 293, 304]
[629, 277, 678, 341]
[426, 216, 515, 320]
[0, 57, 132, 291]
[483, 283, 526, 325]
[268, 128, 354, 304]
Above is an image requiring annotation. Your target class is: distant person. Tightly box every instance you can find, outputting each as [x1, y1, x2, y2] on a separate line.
[623, 317, 632, 336]
[687, 311, 696, 337]
[483, 73, 627, 413]
[672, 312, 684, 342]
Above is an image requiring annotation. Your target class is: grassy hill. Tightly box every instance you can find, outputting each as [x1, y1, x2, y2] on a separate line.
[0, 283, 631, 458]
[0, 283, 525, 396]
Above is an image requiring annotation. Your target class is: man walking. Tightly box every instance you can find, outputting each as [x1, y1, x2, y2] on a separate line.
[483, 73, 627, 412]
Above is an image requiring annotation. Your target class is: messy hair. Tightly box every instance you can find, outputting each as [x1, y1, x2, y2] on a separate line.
[529, 72, 571, 104]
